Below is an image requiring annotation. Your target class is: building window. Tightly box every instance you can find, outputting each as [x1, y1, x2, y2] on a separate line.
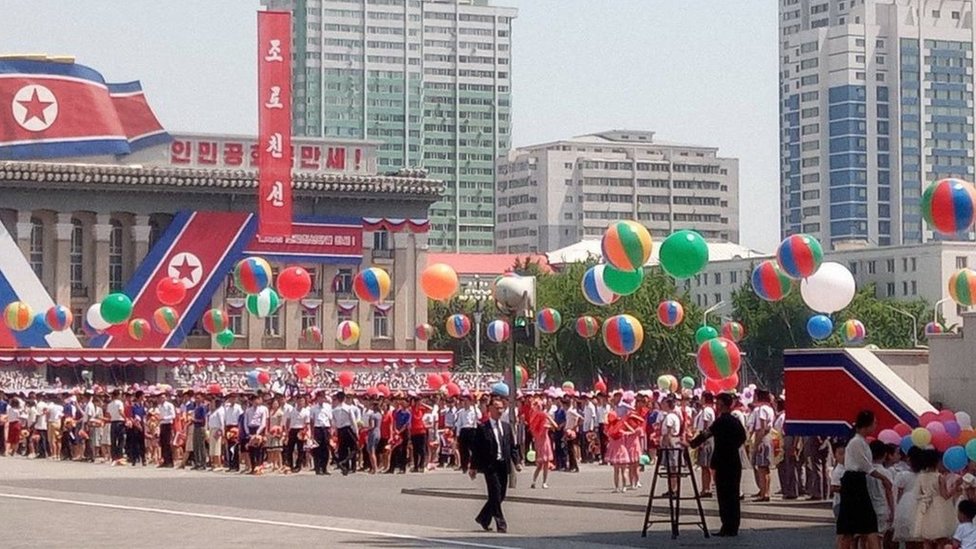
[373, 230, 390, 251]
[730, 271, 738, 284]
[911, 280, 917, 295]
[70, 219, 84, 291]
[228, 310, 244, 337]
[849, 262, 858, 275]
[911, 257, 916, 271]
[713, 293, 721, 304]
[886, 258, 895, 272]
[149, 220, 162, 250]
[264, 312, 281, 337]
[109, 220, 124, 292]
[335, 268, 353, 295]
[886, 282, 895, 297]
[867, 260, 876, 274]
[713, 272, 721, 285]
[29, 217, 43, 279]
[902, 281, 908, 296]
[301, 307, 319, 332]
[957, 256, 968, 269]
[372, 309, 389, 338]
[71, 307, 84, 335]
[338, 308, 353, 324]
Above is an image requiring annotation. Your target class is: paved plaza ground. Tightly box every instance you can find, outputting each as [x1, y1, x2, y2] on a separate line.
[0, 457, 833, 548]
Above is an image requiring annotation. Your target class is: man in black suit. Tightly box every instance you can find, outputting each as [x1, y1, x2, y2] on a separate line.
[468, 396, 521, 533]
[690, 392, 747, 537]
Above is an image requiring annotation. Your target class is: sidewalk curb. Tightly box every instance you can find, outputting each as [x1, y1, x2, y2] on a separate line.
[401, 488, 834, 524]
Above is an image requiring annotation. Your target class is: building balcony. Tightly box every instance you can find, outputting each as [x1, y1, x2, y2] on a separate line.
[70, 286, 88, 298]
[372, 248, 395, 262]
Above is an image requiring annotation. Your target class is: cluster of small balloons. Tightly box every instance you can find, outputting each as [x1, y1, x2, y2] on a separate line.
[425, 371, 462, 397]
[228, 257, 314, 347]
[877, 409, 976, 473]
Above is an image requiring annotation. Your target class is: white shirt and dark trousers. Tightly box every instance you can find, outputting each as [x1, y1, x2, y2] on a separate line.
[472, 418, 521, 533]
[158, 401, 176, 467]
[310, 403, 332, 475]
[333, 404, 357, 475]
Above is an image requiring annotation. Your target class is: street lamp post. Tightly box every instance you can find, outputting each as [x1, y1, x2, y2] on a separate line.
[884, 304, 918, 348]
[462, 274, 490, 375]
[934, 297, 951, 327]
[703, 301, 727, 327]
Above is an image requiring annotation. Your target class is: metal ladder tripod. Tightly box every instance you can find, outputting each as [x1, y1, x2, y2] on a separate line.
[641, 446, 709, 540]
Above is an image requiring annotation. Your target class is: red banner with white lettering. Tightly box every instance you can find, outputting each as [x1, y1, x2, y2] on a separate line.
[257, 11, 293, 237]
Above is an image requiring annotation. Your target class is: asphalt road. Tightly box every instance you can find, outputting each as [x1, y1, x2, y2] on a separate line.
[0, 457, 833, 548]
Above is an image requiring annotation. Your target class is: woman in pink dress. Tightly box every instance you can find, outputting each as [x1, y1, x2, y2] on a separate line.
[530, 400, 556, 489]
[607, 409, 638, 493]
[624, 407, 645, 490]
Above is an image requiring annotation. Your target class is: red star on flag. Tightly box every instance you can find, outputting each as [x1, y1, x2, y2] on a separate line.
[172, 256, 198, 282]
[17, 88, 55, 124]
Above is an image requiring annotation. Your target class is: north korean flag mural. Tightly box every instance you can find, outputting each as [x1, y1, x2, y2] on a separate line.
[0, 219, 81, 349]
[0, 58, 170, 160]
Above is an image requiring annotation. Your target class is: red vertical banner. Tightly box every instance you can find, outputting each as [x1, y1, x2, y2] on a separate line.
[257, 11, 293, 237]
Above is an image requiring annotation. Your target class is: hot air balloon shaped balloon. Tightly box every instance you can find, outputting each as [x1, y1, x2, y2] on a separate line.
[657, 300, 684, 328]
[536, 308, 561, 334]
[601, 314, 644, 356]
[575, 316, 600, 339]
[841, 319, 866, 345]
[152, 306, 179, 335]
[922, 178, 976, 235]
[720, 321, 745, 342]
[201, 308, 228, 335]
[445, 313, 472, 338]
[949, 268, 976, 307]
[233, 257, 273, 294]
[353, 267, 392, 303]
[4, 301, 32, 332]
[245, 287, 282, 318]
[336, 320, 361, 346]
[696, 337, 742, 381]
[601, 220, 653, 271]
[486, 319, 511, 343]
[751, 260, 793, 302]
[127, 318, 151, 341]
[44, 305, 73, 332]
[581, 265, 619, 306]
[776, 234, 824, 279]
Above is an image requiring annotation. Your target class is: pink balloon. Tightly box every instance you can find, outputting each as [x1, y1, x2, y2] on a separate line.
[938, 409, 956, 422]
[932, 431, 954, 452]
[892, 423, 912, 437]
[919, 411, 940, 427]
[878, 429, 901, 445]
[927, 421, 946, 435]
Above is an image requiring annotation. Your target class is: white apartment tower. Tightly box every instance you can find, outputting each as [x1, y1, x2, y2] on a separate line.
[780, 0, 976, 248]
[495, 130, 740, 253]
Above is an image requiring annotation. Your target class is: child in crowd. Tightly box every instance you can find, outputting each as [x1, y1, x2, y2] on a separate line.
[830, 443, 846, 520]
[911, 449, 956, 548]
[894, 447, 923, 547]
[951, 499, 976, 549]
[867, 440, 895, 546]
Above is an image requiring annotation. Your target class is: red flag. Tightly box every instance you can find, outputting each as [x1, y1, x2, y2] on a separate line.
[257, 11, 293, 237]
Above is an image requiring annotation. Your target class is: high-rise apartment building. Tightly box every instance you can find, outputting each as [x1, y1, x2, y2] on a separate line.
[263, 0, 517, 252]
[495, 130, 740, 253]
[779, 0, 976, 248]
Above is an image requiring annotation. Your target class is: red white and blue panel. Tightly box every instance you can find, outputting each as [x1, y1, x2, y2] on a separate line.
[783, 349, 935, 437]
[107, 81, 171, 151]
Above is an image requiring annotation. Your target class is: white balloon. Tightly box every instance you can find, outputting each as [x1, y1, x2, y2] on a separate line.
[86, 304, 111, 331]
[956, 411, 972, 429]
[800, 261, 856, 313]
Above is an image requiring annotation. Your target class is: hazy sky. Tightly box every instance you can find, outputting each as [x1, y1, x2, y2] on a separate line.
[0, 0, 780, 251]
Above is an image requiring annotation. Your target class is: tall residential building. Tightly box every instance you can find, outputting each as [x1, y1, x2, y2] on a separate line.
[263, 0, 517, 252]
[779, 0, 976, 249]
[494, 130, 740, 253]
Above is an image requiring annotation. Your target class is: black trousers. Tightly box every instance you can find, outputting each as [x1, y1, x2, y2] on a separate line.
[159, 423, 173, 466]
[312, 426, 330, 473]
[458, 428, 477, 472]
[715, 465, 742, 535]
[0, 423, 5, 455]
[337, 426, 357, 473]
[566, 433, 579, 471]
[411, 432, 427, 471]
[126, 426, 145, 465]
[285, 428, 304, 471]
[476, 460, 509, 530]
[597, 424, 608, 462]
[34, 429, 48, 458]
[390, 435, 408, 473]
[247, 426, 264, 468]
[552, 430, 566, 470]
[226, 427, 240, 471]
[110, 421, 125, 461]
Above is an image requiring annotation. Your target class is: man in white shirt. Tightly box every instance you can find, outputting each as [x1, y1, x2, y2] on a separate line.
[33, 396, 49, 459]
[582, 394, 597, 463]
[80, 393, 96, 461]
[309, 391, 333, 475]
[244, 394, 269, 472]
[775, 397, 800, 500]
[284, 394, 309, 473]
[660, 397, 683, 494]
[749, 390, 775, 502]
[332, 392, 357, 475]
[223, 394, 244, 471]
[157, 395, 177, 467]
[206, 397, 226, 470]
[45, 397, 63, 460]
[106, 390, 125, 462]
[595, 394, 611, 464]
[456, 394, 481, 473]
[694, 392, 717, 496]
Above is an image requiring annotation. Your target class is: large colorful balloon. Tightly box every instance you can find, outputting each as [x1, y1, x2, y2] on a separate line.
[720, 321, 745, 342]
[695, 325, 719, 345]
[421, 263, 459, 301]
[86, 303, 111, 331]
[581, 265, 619, 306]
[245, 287, 281, 318]
[949, 268, 976, 306]
[751, 260, 792, 302]
[841, 319, 866, 345]
[486, 319, 511, 343]
[601, 220, 653, 271]
[127, 318, 151, 341]
[601, 265, 644, 296]
[658, 230, 709, 279]
[445, 313, 471, 338]
[943, 446, 969, 473]
[800, 262, 856, 313]
[201, 308, 228, 335]
[100, 293, 133, 325]
[353, 267, 391, 303]
[601, 314, 644, 356]
[302, 325, 323, 344]
[152, 306, 179, 334]
[536, 308, 562, 334]
[776, 234, 824, 279]
[414, 323, 435, 341]
[44, 305, 72, 332]
[922, 178, 976, 235]
[336, 320, 361, 346]
[234, 257, 273, 294]
[697, 337, 741, 380]
[657, 300, 684, 328]
[807, 314, 834, 340]
[277, 266, 312, 301]
[924, 322, 943, 336]
[215, 328, 235, 349]
[575, 316, 600, 339]
[3, 301, 34, 332]
[155, 277, 187, 306]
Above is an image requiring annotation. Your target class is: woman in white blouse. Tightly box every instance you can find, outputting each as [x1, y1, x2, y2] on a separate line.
[837, 410, 892, 549]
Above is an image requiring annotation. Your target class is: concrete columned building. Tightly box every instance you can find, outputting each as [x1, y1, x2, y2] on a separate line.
[779, 0, 976, 248]
[0, 132, 442, 353]
[263, 0, 518, 253]
[495, 130, 740, 254]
